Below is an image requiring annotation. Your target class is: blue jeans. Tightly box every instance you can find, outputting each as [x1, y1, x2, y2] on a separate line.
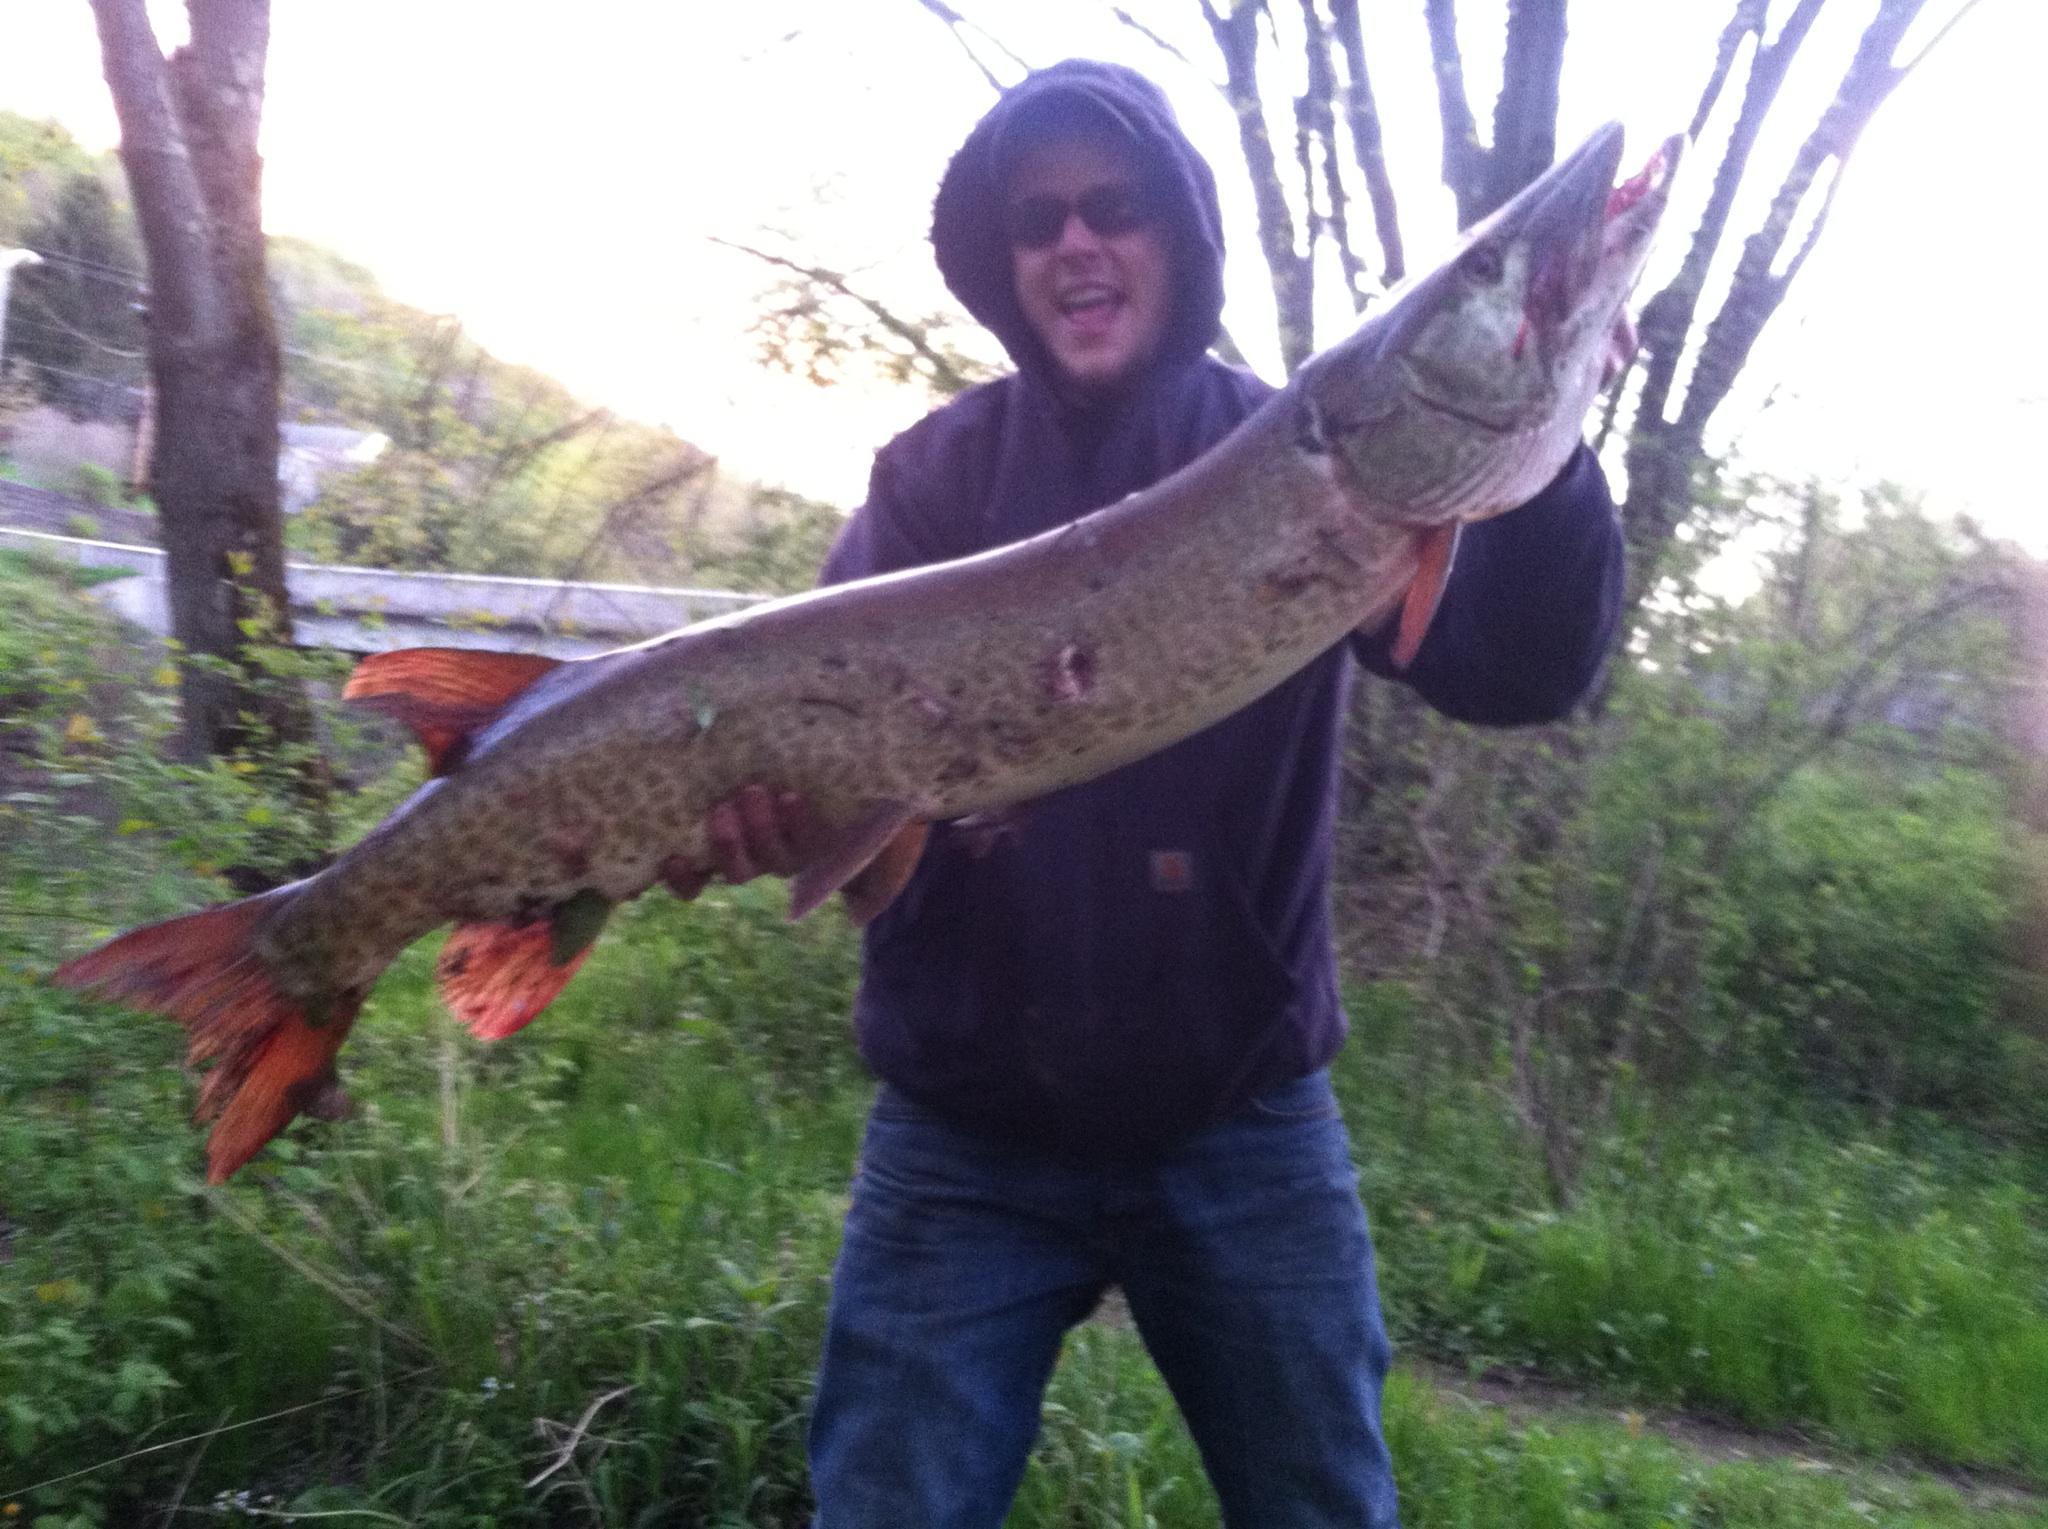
[808, 1070, 1400, 1527]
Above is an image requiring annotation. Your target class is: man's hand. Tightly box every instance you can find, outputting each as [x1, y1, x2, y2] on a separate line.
[662, 785, 820, 900]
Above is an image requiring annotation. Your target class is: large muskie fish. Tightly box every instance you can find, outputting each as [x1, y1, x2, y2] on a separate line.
[56, 124, 1679, 1181]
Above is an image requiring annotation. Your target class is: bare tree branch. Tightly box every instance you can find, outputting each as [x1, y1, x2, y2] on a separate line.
[476, 405, 611, 505]
[1615, 0, 1831, 622]
[1294, 0, 1368, 308]
[1770, 152, 1845, 290]
[1107, 4, 1204, 76]
[1590, 362, 1632, 456]
[1677, 0, 1943, 443]
[1477, 0, 1567, 223]
[1289, 29, 1325, 260]
[1422, 0, 1487, 227]
[1635, 0, 1825, 444]
[544, 447, 717, 605]
[90, 0, 219, 345]
[526, 1385, 638, 1490]
[1687, 0, 1769, 143]
[1896, 0, 1987, 77]
[909, 0, 1025, 92]
[1326, 0, 1404, 284]
[1730, 574, 2013, 828]
[1201, 0, 1315, 370]
[712, 235, 984, 397]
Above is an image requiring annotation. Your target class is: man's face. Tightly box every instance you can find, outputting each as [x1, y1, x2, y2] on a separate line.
[1006, 133, 1173, 396]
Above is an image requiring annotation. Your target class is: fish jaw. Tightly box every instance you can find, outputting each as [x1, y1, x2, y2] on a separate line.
[1298, 123, 1681, 528]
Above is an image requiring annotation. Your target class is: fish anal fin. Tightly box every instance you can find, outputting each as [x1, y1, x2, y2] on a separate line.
[1392, 523, 1461, 670]
[343, 648, 563, 775]
[437, 894, 610, 1042]
[786, 802, 920, 924]
[202, 996, 364, 1183]
[839, 822, 929, 926]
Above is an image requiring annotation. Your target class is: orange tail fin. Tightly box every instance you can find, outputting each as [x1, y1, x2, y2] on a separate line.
[52, 886, 364, 1183]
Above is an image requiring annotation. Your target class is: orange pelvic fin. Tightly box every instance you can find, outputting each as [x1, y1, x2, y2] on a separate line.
[787, 802, 921, 924]
[343, 647, 562, 775]
[437, 889, 611, 1041]
[1391, 523, 1461, 669]
[51, 884, 363, 1183]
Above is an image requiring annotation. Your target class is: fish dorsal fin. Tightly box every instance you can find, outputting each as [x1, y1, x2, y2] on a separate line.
[437, 889, 613, 1041]
[1391, 523, 1461, 670]
[787, 802, 922, 925]
[342, 647, 563, 775]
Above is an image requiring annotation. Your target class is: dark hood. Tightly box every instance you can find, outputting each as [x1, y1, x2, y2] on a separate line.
[931, 59, 1229, 382]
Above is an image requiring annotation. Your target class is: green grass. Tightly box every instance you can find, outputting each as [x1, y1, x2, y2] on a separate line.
[0, 547, 137, 589]
[2, 557, 2045, 1524]
[8, 889, 2043, 1523]
[1327, 992, 2048, 1477]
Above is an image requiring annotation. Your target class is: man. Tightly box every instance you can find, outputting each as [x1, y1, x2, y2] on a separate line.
[703, 60, 1623, 1528]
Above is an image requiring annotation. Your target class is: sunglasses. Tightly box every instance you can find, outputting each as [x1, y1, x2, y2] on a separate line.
[1002, 184, 1158, 250]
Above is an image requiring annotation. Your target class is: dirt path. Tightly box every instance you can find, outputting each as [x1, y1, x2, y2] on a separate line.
[1410, 1357, 2044, 1516]
[1086, 1289, 2038, 1512]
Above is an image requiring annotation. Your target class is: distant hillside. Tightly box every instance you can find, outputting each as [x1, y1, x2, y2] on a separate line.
[0, 111, 841, 595]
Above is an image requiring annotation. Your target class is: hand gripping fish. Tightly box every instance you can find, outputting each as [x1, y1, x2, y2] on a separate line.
[55, 124, 1680, 1181]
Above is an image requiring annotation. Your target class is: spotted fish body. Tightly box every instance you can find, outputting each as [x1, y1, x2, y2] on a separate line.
[55, 124, 1680, 1181]
[278, 396, 1417, 986]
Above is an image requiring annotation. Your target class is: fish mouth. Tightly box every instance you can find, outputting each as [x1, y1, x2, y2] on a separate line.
[1396, 127, 1681, 430]
[1525, 126, 1682, 331]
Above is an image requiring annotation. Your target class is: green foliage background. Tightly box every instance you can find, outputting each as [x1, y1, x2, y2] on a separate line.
[1, 91, 2043, 1529]
[1, 513, 2042, 1524]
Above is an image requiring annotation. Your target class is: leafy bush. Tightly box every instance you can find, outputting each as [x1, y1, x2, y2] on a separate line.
[67, 463, 125, 509]
[4, 555, 2044, 1523]
[1708, 766, 2032, 1118]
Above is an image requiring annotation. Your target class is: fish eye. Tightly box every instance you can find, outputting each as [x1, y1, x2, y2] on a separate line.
[1458, 245, 1504, 285]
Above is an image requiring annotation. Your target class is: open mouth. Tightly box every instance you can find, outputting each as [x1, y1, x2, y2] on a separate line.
[1607, 136, 1680, 222]
[1057, 284, 1125, 337]
[1599, 134, 1683, 264]
[1524, 133, 1682, 347]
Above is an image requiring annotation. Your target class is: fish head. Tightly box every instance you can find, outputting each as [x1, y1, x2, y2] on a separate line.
[1299, 122, 1681, 526]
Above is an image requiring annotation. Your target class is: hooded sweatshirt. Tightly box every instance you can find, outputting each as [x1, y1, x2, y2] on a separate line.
[820, 61, 1623, 1154]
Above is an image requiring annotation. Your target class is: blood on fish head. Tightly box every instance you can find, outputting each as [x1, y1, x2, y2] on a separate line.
[1297, 124, 1681, 529]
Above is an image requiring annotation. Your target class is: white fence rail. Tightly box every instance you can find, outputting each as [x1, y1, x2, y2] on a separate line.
[0, 526, 767, 658]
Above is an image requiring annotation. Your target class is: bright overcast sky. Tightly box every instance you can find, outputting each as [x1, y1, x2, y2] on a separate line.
[3, 1, 2042, 553]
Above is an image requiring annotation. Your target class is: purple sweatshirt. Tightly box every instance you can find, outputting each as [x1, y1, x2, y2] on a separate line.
[820, 63, 1623, 1154]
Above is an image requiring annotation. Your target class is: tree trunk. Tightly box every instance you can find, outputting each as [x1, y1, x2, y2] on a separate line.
[90, 0, 311, 771]
[1201, 0, 1316, 371]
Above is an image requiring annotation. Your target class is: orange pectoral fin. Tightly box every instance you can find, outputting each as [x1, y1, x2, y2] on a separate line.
[786, 802, 920, 924]
[1391, 523, 1461, 670]
[343, 647, 563, 775]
